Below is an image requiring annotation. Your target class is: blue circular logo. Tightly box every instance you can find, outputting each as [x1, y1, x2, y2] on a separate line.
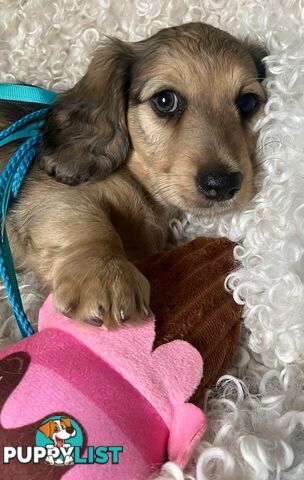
[36, 416, 83, 465]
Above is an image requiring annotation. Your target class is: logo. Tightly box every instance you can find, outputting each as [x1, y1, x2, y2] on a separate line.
[3, 415, 123, 466]
[36, 416, 83, 465]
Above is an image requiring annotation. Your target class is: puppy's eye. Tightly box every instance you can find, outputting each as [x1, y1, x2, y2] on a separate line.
[54, 426, 59, 432]
[236, 93, 260, 120]
[151, 90, 182, 117]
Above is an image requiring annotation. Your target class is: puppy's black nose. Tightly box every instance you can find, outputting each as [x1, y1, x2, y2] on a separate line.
[196, 168, 242, 201]
[66, 427, 74, 435]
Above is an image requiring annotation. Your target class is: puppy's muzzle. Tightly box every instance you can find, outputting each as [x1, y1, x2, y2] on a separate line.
[196, 168, 242, 202]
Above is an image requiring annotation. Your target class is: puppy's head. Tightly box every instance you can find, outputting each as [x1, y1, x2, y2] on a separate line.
[41, 22, 267, 215]
[38, 417, 75, 445]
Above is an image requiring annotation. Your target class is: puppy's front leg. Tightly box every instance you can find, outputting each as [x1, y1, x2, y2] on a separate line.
[50, 216, 150, 329]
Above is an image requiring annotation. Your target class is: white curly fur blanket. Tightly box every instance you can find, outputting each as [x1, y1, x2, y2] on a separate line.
[1, 1, 304, 479]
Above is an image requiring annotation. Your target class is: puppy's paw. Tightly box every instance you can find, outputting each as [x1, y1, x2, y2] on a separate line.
[53, 257, 150, 329]
[64, 455, 74, 465]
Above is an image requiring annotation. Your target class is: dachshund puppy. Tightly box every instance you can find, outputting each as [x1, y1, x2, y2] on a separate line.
[0, 22, 267, 328]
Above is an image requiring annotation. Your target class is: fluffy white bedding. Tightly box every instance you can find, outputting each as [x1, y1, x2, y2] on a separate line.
[1, 1, 304, 479]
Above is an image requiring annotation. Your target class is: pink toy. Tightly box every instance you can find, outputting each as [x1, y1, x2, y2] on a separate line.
[0, 295, 206, 479]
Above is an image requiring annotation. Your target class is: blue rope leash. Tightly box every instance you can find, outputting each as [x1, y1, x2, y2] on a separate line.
[0, 84, 58, 337]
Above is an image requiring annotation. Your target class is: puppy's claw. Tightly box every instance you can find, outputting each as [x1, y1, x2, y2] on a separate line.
[87, 317, 104, 327]
[98, 305, 105, 319]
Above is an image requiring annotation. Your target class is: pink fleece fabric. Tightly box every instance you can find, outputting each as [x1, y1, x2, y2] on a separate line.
[0, 295, 207, 479]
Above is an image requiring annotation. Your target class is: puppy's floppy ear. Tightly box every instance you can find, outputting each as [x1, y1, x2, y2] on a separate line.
[40, 39, 134, 185]
[38, 421, 52, 438]
[60, 417, 72, 428]
[243, 40, 268, 81]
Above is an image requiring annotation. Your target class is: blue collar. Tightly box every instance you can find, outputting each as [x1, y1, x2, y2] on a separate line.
[0, 84, 58, 337]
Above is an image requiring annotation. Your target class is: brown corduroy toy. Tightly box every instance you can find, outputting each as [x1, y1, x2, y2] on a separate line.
[136, 236, 241, 401]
